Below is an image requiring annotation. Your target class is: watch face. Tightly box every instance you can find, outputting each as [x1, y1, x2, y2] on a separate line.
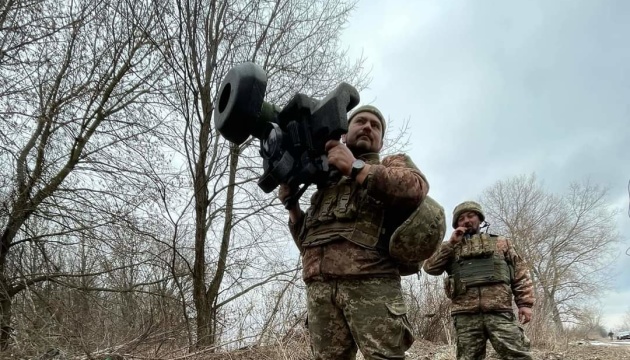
[351, 159, 365, 178]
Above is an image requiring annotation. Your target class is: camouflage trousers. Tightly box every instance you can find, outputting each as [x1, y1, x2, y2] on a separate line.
[453, 312, 532, 360]
[306, 277, 414, 360]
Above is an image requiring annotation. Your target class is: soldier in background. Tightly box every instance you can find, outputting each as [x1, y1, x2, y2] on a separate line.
[423, 201, 535, 360]
[279, 105, 444, 360]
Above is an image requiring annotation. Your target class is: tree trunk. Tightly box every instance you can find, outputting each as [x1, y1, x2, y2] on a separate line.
[541, 290, 564, 334]
[201, 142, 239, 348]
[193, 110, 212, 347]
[0, 277, 12, 350]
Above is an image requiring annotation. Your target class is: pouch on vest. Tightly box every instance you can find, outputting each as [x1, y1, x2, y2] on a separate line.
[300, 178, 383, 249]
[454, 255, 512, 288]
[333, 179, 358, 220]
[459, 234, 495, 259]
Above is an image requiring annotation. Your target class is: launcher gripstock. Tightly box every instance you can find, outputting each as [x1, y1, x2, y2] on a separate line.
[213, 62, 360, 208]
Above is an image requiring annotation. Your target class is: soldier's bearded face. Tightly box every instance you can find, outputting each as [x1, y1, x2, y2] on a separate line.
[344, 112, 383, 154]
[457, 211, 481, 234]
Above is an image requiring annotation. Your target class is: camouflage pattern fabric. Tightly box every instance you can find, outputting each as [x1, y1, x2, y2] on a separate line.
[306, 277, 414, 360]
[451, 201, 485, 228]
[362, 153, 428, 208]
[453, 312, 532, 360]
[289, 153, 429, 281]
[286, 152, 426, 358]
[389, 195, 445, 265]
[422, 236, 535, 314]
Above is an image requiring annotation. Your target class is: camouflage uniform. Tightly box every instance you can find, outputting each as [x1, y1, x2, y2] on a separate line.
[422, 202, 535, 360]
[289, 152, 429, 360]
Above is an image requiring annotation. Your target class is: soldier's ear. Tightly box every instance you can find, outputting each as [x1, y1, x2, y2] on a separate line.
[341, 134, 347, 144]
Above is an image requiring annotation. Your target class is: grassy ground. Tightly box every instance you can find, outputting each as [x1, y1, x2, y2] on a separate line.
[213, 337, 630, 360]
[6, 337, 630, 359]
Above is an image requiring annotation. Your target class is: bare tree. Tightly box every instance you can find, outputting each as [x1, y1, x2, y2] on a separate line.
[569, 306, 606, 339]
[1, 0, 375, 355]
[144, 0, 369, 350]
[403, 274, 453, 344]
[0, 0, 54, 67]
[480, 174, 619, 334]
[0, 0, 170, 351]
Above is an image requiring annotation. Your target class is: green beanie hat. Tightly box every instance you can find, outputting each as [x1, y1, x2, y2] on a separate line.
[348, 105, 386, 138]
[452, 201, 485, 228]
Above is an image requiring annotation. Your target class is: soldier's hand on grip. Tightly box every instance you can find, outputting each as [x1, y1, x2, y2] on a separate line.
[449, 227, 467, 245]
[325, 139, 354, 176]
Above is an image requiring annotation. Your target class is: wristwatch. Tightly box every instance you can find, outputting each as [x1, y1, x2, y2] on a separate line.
[350, 159, 366, 179]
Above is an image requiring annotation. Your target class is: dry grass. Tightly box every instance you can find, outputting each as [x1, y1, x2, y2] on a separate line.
[7, 333, 630, 360]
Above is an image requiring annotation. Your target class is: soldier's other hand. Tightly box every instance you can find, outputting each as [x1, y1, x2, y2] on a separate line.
[325, 140, 355, 176]
[518, 307, 532, 324]
[278, 184, 292, 204]
[449, 227, 467, 245]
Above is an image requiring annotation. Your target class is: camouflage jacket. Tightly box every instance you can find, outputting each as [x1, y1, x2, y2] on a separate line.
[422, 236, 535, 314]
[289, 153, 429, 282]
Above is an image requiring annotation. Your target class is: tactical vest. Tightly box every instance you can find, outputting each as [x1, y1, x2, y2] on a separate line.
[299, 153, 446, 277]
[301, 174, 385, 249]
[448, 234, 513, 297]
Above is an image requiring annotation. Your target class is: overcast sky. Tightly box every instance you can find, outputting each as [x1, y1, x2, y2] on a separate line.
[339, 0, 630, 330]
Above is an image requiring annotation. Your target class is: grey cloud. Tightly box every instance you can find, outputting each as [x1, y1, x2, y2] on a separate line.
[342, 0, 630, 317]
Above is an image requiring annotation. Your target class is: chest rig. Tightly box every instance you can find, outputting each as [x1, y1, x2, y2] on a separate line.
[299, 154, 385, 250]
[449, 234, 513, 293]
